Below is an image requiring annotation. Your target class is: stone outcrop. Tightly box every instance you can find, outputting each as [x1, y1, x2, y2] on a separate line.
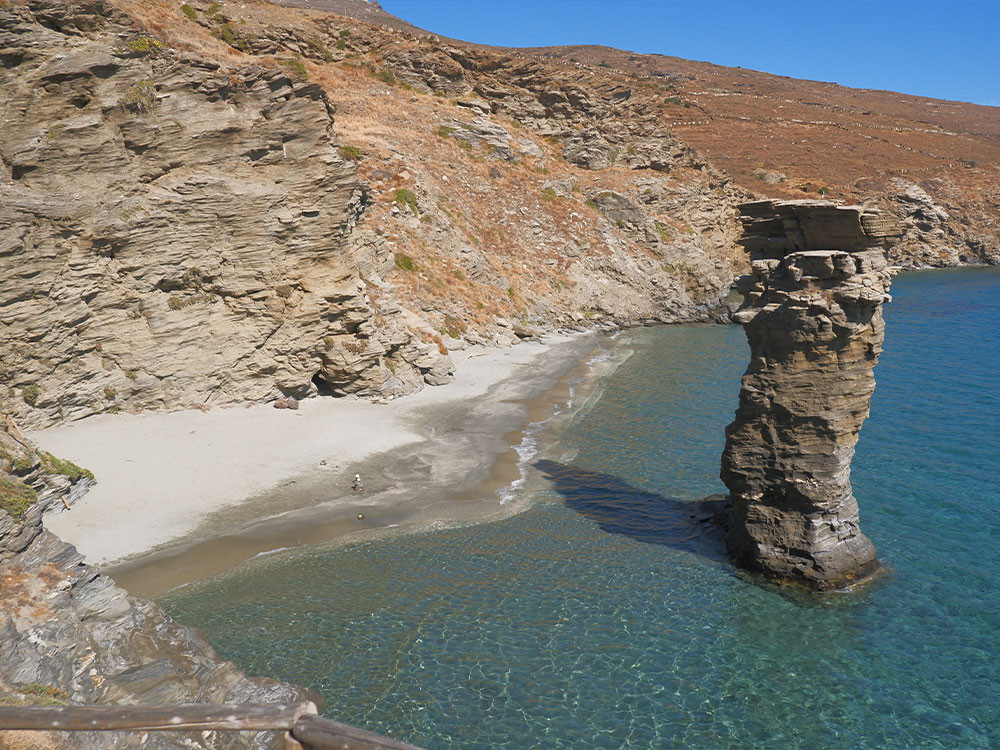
[736, 199, 903, 257]
[1, 413, 310, 749]
[437, 116, 537, 162]
[721, 199, 902, 589]
[384, 48, 467, 94]
[0, 0, 452, 429]
[888, 180, 1000, 268]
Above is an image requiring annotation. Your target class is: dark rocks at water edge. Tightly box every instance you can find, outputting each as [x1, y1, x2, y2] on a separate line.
[720, 200, 902, 589]
[0, 415, 311, 749]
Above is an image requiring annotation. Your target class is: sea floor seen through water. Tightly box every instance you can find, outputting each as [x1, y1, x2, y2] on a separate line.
[162, 268, 1000, 749]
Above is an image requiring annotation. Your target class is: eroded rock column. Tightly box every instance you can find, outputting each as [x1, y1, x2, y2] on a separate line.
[721, 200, 901, 588]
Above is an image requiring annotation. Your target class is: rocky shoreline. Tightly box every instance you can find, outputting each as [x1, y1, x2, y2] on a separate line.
[1, 417, 310, 750]
[0, 332, 601, 747]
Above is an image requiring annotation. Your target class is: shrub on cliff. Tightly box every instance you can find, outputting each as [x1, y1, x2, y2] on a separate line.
[394, 253, 416, 271]
[280, 57, 308, 79]
[393, 189, 419, 216]
[14, 684, 69, 706]
[21, 385, 40, 406]
[118, 80, 157, 113]
[39, 451, 94, 481]
[0, 450, 35, 473]
[339, 144, 363, 161]
[116, 37, 165, 57]
[0, 478, 37, 519]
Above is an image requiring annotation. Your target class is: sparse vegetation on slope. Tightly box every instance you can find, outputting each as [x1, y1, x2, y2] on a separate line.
[0, 477, 37, 519]
[393, 189, 419, 216]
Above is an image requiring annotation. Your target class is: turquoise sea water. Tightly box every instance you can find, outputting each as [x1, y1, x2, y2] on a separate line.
[162, 268, 1000, 748]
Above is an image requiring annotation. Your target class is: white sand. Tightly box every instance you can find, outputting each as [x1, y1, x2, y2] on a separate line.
[32, 338, 573, 566]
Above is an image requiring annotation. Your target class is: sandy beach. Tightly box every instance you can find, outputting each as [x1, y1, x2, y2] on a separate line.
[31, 334, 601, 589]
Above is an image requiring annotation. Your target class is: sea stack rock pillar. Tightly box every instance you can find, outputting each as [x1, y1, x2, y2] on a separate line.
[721, 200, 902, 589]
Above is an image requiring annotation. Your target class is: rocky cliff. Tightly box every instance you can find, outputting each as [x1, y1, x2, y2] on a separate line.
[1, 414, 309, 749]
[0, 0, 754, 428]
[720, 200, 901, 589]
[1, 0, 454, 429]
[156, 0, 750, 332]
[0, 0, 995, 743]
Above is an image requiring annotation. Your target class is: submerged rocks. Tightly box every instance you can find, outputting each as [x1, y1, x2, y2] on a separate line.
[721, 200, 902, 589]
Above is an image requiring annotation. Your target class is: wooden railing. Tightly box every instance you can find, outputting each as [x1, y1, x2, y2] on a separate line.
[0, 703, 424, 750]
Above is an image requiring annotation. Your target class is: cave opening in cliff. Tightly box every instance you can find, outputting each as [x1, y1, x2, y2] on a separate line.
[311, 372, 338, 397]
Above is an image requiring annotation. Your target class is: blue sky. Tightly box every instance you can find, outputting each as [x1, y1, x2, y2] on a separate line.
[379, 0, 1000, 106]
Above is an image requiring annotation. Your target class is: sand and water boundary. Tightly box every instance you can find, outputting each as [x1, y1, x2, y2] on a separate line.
[32, 333, 625, 596]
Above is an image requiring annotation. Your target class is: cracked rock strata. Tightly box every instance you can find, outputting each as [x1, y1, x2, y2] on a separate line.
[720, 200, 901, 589]
[0, 0, 452, 429]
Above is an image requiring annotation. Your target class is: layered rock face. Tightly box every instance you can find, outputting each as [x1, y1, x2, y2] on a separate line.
[0, 0, 451, 429]
[721, 200, 902, 589]
[158, 0, 749, 333]
[888, 179, 1000, 268]
[1, 414, 309, 749]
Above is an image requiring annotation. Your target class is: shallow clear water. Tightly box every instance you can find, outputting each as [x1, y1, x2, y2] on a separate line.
[162, 268, 1000, 749]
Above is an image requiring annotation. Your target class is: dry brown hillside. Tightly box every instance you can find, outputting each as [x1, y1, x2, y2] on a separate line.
[281, 0, 1000, 266]
[288, 2, 1000, 198]
[532, 45, 1000, 192]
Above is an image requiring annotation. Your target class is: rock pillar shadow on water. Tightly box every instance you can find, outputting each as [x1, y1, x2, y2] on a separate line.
[721, 200, 902, 591]
[533, 460, 727, 561]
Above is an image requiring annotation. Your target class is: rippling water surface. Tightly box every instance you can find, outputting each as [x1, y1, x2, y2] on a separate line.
[162, 268, 1000, 748]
